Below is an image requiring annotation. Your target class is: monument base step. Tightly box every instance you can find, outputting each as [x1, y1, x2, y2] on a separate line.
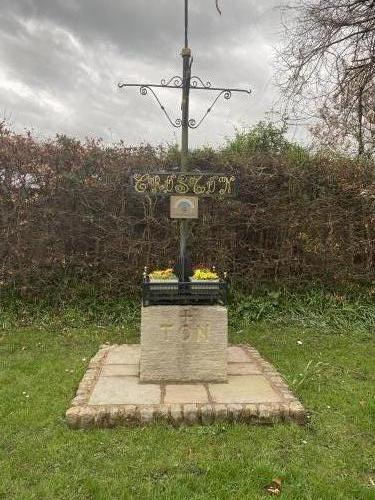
[66, 344, 306, 428]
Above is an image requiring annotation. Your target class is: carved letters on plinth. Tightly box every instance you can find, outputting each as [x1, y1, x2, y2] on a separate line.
[140, 305, 228, 383]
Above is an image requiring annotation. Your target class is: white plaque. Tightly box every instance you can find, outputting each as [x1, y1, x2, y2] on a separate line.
[170, 195, 198, 219]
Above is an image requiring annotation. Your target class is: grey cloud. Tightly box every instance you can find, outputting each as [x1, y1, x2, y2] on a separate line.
[4, 1, 279, 57]
[0, 0, 287, 147]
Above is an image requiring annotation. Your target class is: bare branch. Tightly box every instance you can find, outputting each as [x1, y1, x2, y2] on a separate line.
[277, 0, 375, 156]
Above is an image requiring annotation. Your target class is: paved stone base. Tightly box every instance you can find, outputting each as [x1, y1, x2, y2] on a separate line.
[66, 344, 306, 428]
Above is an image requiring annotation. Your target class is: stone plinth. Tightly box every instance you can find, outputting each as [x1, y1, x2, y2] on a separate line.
[140, 305, 227, 383]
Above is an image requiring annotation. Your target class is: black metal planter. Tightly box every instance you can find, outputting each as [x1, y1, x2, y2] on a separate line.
[142, 280, 228, 307]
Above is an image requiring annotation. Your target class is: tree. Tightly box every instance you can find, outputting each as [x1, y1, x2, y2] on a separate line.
[310, 75, 375, 156]
[224, 121, 308, 163]
[278, 0, 375, 157]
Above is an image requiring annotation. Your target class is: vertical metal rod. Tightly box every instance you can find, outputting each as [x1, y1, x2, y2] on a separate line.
[181, 0, 190, 173]
[179, 0, 191, 280]
[181, 53, 191, 172]
[184, 0, 188, 48]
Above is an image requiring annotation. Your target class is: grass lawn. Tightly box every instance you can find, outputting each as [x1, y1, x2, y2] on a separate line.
[0, 290, 374, 499]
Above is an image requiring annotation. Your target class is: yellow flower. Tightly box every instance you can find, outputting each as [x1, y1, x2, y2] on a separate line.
[192, 268, 218, 280]
[149, 268, 175, 280]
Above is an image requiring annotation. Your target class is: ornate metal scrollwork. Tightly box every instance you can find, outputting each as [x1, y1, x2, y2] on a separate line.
[159, 75, 212, 89]
[188, 90, 232, 129]
[139, 86, 182, 128]
[161, 76, 183, 87]
[190, 76, 211, 88]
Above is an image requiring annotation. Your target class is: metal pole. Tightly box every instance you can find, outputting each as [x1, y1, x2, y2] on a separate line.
[181, 0, 190, 170]
[179, 0, 191, 280]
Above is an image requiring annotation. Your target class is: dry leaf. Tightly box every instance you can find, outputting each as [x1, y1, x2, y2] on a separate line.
[265, 477, 282, 496]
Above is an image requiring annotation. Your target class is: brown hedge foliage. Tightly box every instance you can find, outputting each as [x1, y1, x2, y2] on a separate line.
[0, 123, 374, 299]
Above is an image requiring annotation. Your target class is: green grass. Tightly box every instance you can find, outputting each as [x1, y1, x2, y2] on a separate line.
[0, 289, 374, 499]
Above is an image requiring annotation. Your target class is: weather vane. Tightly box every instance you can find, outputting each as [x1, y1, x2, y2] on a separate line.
[118, 0, 251, 281]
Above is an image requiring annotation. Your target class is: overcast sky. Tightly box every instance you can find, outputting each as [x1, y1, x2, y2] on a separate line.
[0, 0, 289, 147]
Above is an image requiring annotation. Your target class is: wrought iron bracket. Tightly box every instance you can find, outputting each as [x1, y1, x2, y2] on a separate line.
[140, 85, 181, 128]
[189, 89, 231, 129]
[118, 76, 251, 130]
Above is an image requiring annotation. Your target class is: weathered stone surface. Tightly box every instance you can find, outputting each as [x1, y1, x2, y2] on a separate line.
[209, 375, 282, 404]
[79, 407, 96, 428]
[164, 384, 208, 404]
[108, 406, 122, 427]
[184, 404, 199, 424]
[213, 404, 228, 421]
[102, 364, 139, 377]
[201, 404, 215, 424]
[89, 376, 161, 405]
[121, 405, 137, 423]
[227, 346, 251, 363]
[243, 403, 258, 421]
[227, 362, 262, 375]
[154, 404, 170, 420]
[65, 407, 81, 429]
[169, 404, 183, 424]
[140, 305, 228, 383]
[226, 403, 244, 421]
[258, 403, 277, 423]
[289, 401, 307, 424]
[140, 406, 155, 423]
[106, 345, 140, 365]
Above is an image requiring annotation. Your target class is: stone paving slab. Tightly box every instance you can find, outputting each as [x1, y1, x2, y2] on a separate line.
[106, 345, 140, 365]
[165, 384, 209, 404]
[90, 376, 161, 405]
[227, 346, 253, 363]
[209, 375, 282, 404]
[227, 362, 262, 375]
[101, 364, 139, 377]
[66, 344, 306, 428]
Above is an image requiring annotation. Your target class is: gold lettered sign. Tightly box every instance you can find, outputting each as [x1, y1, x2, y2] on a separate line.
[131, 172, 238, 197]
